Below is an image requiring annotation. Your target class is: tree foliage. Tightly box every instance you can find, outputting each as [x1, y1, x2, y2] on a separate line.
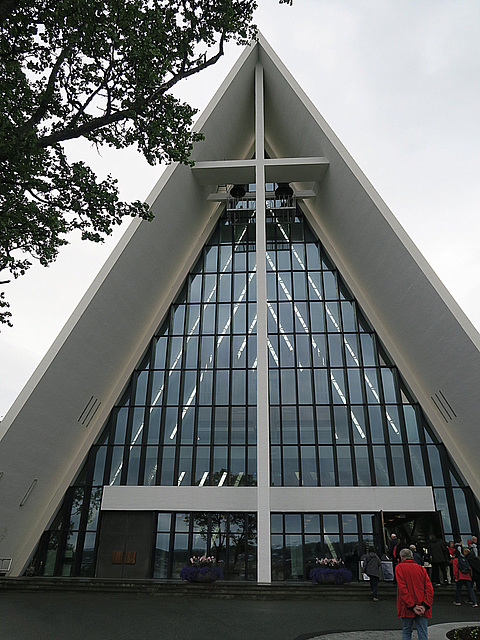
[0, 0, 290, 326]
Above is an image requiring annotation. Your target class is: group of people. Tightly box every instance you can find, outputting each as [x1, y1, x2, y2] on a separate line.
[360, 533, 479, 640]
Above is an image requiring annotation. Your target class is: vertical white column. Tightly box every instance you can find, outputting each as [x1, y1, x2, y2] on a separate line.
[255, 62, 271, 583]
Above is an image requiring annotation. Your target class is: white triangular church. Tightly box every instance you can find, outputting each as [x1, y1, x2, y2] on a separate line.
[1, 35, 479, 583]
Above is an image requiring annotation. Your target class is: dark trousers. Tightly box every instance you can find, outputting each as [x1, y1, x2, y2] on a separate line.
[368, 574, 379, 598]
[455, 579, 477, 604]
[431, 562, 447, 584]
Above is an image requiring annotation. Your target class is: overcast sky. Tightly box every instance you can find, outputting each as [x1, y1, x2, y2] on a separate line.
[1, 0, 480, 419]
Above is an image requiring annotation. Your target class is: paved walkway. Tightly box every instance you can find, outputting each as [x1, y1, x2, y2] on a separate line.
[0, 592, 478, 640]
[311, 624, 479, 640]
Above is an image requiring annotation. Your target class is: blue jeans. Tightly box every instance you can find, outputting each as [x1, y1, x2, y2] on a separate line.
[455, 579, 477, 604]
[402, 616, 428, 640]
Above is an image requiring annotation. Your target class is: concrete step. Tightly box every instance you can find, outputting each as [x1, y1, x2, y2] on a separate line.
[0, 577, 460, 600]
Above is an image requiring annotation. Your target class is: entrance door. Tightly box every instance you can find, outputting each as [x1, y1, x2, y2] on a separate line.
[96, 511, 155, 579]
[383, 511, 443, 548]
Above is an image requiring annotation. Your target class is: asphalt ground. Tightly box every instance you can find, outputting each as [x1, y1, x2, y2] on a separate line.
[1, 592, 479, 640]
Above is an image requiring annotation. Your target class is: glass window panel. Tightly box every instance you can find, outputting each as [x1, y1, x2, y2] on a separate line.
[215, 370, 230, 405]
[381, 368, 397, 403]
[165, 370, 181, 405]
[306, 244, 321, 270]
[373, 446, 389, 485]
[293, 271, 307, 299]
[337, 447, 353, 485]
[304, 514, 321, 534]
[189, 274, 203, 303]
[216, 335, 231, 368]
[341, 301, 356, 332]
[453, 489, 471, 533]
[296, 334, 311, 367]
[364, 368, 380, 403]
[361, 514, 374, 535]
[171, 305, 186, 335]
[68, 488, 84, 530]
[311, 334, 327, 367]
[213, 447, 228, 484]
[344, 334, 361, 366]
[278, 302, 294, 333]
[219, 244, 232, 272]
[247, 335, 256, 369]
[180, 407, 195, 444]
[230, 447, 245, 485]
[316, 406, 332, 444]
[330, 368, 347, 404]
[319, 446, 335, 486]
[108, 447, 124, 485]
[270, 406, 281, 445]
[323, 271, 338, 299]
[328, 334, 343, 366]
[204, 245, 218, 272]
[271, 534, 284, 581]
[232, 303, 246, 334]
[268, 303, 278, 334]
[325, 302, 341, 332]
[247, 369, 256, 405]
[391, 446, 407, 485]
[409, 445, 426, 485]
[323, 514, 339, 533]
[271, 446, 282, 486]
[314, 369, 329, 404]
[351, 406, 368, 442]
[277, 246, 291, 270]
[217, 304, 231, 333]
[231, 406, 246, 444]
[203, 273, 217, 303]
[292, 243, 306, 270]
[434, 488, 453, 534]
[214, 407, 228, 444]
[130, 407, 145, 445]
[333, 405, 350, 443]
[174, 512, 190, 533]
[61, 531, 78, 576]
[184, 336, 199, 369]
[368, 405, 385, 443]
[154, 533, 170, 579]
[160, 447, 175, 485]
[280, 369, 297, 404]
[281, 406, 298, 444]
[279, 334, 295, 367]
[92, 447, 106, 485]
[267, 271, 277, 301]
[404, 406, 420, 443]
[360, 333, 376, 366]
[197, 407, 212, 444]
[427, 446, 444, 485]
[218, 274, 231, 302]
[297, 368, 313, 404]
[177, 447, 192, 485]
[150, 371, 165, 407]
[231, 370, 246, 405]
[200, 336, 215, 369]
[167, 337, 183, 369]
[248, 271, 256, 301]
[283, 446, 300, 486]
[342, 514, 358, 534]
[301, 446, 317, 486]
[113, 408, 128, 444]
[144, 447, 158, 486]
[80, 531, 97, 576]
[269, 369, 279, 405]
[299, 406, 315, 444]
[172, 532, 189, 577]
[285, 514, 302, 533]
[248, 250, 256, 273]
[163, 407, 178, 443]
[181, 370, 197, 408]
[355, 446, 371, 486]
[198, 370, 213, 405]
[247, 408, 256, 446]
[309, 301, 325, 331]
[154, 336, 168, 369]
[385, 405, 402, 443]
[126, 446, 141, 485]
[201, 304, 216, 334]
[347, 368, 363, 403]
[134, 370, 148, 405]
[324, 534, 341, 559]
[271, 514, 283, 534]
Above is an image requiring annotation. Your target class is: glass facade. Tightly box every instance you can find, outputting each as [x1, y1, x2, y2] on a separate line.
[32, 189, 479, 580]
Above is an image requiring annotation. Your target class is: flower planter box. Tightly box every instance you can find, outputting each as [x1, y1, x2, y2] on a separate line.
[180, 557, 224, 584]
[309, 567, 353, 585]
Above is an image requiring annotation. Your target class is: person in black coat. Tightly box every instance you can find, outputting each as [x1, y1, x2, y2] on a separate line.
[428, 535, 449, 586]
[466, 549, 480, 591]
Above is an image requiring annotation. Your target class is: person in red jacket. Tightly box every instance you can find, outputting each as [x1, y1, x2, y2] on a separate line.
[452, 547, 478, 607]
[396, 548, 434, 640]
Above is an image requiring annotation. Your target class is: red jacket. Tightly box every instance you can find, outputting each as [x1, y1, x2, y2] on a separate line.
[453, 557, 472, 582]
[396, 558, 434, 618]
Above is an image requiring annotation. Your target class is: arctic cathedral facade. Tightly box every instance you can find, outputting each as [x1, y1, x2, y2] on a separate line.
[1, 37, 479, 583]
